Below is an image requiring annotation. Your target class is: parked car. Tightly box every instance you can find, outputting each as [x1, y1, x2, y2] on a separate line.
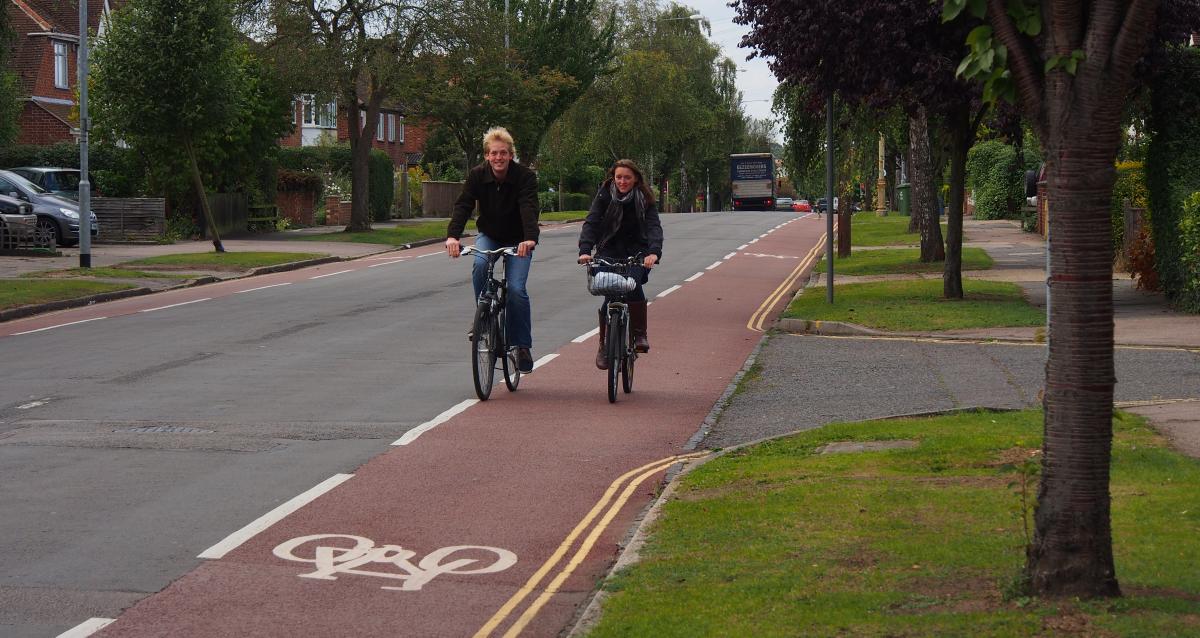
[775, 196, 794, 210]
[0, 169, 98, 247]
[792, 199, 812, 213]
[8, 167, 100, 201]
[0, 193, 39, 248]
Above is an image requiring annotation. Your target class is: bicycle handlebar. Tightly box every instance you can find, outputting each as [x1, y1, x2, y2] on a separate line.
[586, 254, 643, 268]
[462, 246, 519, 257]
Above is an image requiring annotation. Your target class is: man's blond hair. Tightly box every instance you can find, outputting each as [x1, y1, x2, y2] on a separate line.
[482, 126, 515, 155]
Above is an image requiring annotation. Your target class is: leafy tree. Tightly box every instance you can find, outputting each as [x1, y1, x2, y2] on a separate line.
[492, 0, 617, 166]
[734, 0, 985, 293]
[944, 0, 1200, 598]
[0, 5, 18, 146]
[93, 0, 247, 251]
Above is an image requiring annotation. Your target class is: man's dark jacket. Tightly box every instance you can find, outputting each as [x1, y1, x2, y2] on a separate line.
[447, 161, 540, 245]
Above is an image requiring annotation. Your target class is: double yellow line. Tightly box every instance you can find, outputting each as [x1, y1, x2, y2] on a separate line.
[474, 452, 708, 638]
[746, 233, 827, 332]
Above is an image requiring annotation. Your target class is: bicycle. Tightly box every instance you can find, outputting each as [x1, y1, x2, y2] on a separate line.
[462, 245, 522, 400]
[585, 256, 642, 403]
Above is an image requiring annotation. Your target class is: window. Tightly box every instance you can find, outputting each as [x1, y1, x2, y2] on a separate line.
[301, 95, 336, 128]
[397, 117, 405, 144]
[53, 42, 70, 89]
[387, 114, 396, 142]
[376, 114, 385, 141]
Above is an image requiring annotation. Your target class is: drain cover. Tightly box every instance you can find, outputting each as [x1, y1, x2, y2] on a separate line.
[119, 425, 214, 434]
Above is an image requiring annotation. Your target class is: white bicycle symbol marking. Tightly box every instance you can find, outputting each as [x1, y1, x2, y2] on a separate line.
[273, 534, 517, 591]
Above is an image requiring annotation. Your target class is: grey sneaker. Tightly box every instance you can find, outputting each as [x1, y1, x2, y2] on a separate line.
[516, 348, 534, 373]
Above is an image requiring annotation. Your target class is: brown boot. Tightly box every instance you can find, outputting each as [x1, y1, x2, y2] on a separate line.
[629, 301, 649, 353]
[595, 311, 608, 370]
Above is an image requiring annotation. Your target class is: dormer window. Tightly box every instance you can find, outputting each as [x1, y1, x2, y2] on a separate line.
[54, 41, 70, 89]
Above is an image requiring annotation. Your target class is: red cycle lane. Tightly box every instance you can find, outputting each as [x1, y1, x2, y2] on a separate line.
[93, 216, 826, 638]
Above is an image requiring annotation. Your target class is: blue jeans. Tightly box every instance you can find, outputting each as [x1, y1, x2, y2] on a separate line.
[472, 233, 533, 349]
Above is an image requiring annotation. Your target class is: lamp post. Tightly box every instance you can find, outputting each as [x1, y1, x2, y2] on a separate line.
[875, 133, 888, 216]
[78, 0, 92, 268]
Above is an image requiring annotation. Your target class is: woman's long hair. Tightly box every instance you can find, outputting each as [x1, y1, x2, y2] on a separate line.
[607, 159, 656, 206]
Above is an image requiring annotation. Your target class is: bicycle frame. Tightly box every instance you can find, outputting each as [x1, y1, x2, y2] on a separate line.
[463, 245, 521, 399]
[586, 255, 641, 402]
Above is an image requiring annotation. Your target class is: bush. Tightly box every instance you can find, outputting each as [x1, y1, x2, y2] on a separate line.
[395, 165, 427, 218]
[966, 140, 1023, 220]
[277, 169, 323, 193]
[277, 145, 393, 223]
[1147, 45, 1200, 312]
[369, 150, 394, 222]
[538, 191, 557, 213]
[0, 142, 145, 196]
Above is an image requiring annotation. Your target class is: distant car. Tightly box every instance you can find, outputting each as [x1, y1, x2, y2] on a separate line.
[775, 197, 794, 210]
[0, 169, 98, 247]
[792, 199, 812, 213]
[8, 167, 100, 200]
[0, 193, 39, 248]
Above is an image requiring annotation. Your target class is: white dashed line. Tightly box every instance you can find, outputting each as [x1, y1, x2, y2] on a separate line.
[16, 398, 51, 410]
[723, 252, 737, 260]
[573, 327, 600, 343]
[532, 353, 558, 370]
[13, 317, 107, 335]
[393, 399, 479, 446]
[139, 298, 211, 313]
[417, 252, 440, 258]
[310, 269, 353, 279]
[235, 282, 292, 294]
[56, 618, 115, 638]
[197, 473, 354, 560]
[737, 244, 748, 250]
[748, 238, 759, 244]
[684, 272, 704, 282]
[657, 285, 682, 298]
[705, 261, 723, 270]
[368, 259, 407, 268]
[758, 233, 768, 238]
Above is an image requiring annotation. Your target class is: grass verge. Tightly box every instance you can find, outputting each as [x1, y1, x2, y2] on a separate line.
[117, 252, 327, 270]
[851, 213, 948, 247]
[588, 409, 1200, 637]
[289, 220, 470, 245]
[0, 279, 134, 310]
[785, 279, 1043, 331]
[22, 267, 195, 280]
[541, 211, 588, 222]
[814, 248, 993, 275]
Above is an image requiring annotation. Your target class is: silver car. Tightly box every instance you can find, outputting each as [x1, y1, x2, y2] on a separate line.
[0, 169, 98, 247]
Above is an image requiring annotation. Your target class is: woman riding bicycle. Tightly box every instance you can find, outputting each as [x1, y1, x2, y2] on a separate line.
[577, 159, 664, 370]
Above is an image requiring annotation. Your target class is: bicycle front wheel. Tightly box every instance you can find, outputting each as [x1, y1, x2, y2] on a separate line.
[606, 314, 622, 403]
[472, 304, 497, 400]
[500, 307, 521, 391]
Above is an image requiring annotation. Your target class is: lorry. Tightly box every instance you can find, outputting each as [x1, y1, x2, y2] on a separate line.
[729, 153, 775, 211]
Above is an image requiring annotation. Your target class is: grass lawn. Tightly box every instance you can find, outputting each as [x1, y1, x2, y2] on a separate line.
[541, 211, 588, 222]
[814, 247, 993, 275]
[851, 212, 948, 247]
[290, 220, 469, 245]
[785, 279, 1043, 331]
[588, 409, 1200, 637]
[22, 267, 196, 280]
[117, 252, 327, 270]
[0, 279, 134, 310]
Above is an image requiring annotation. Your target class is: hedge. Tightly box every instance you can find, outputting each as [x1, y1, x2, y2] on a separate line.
[277, 145, 394, 222]
[966, 140, 1023, 220]
[1147, 46, 1200, 312]
[0, 141, 144, 197]
[1110, 161, 1149, 255]
[538, 191, 592, 213]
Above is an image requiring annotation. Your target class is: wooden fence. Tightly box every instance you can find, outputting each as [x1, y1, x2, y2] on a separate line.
[92, 198, 166, 243]
[421, 181, 466, 216]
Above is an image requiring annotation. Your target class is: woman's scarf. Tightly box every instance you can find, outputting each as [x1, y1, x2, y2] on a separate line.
[599, 180, 645, 252]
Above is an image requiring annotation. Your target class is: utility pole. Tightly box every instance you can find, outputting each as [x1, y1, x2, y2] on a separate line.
[77, 0, 92, 268]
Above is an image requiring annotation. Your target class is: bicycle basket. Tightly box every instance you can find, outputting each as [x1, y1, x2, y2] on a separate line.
[587, 267, 637, 296]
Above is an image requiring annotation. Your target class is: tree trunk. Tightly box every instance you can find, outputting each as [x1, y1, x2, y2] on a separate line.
[837, 182, 853, 257]
[944, 106, 972, 299]
[905, 131, 919, 233]
[184, 137, 224, 253]
[1025, 144, 1122, 598]
[347, 94, 377, 232]
[908, 107, 944, 262]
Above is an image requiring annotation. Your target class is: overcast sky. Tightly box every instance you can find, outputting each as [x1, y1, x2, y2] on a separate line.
[684, 0, 779, 137]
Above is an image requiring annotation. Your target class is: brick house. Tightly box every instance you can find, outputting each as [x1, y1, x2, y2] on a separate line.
[4, 0, 114, 145]
[279, 95, 429, 169]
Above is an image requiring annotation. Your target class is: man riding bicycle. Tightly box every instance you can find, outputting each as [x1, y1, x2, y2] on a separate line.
[446, 127, 540, 373]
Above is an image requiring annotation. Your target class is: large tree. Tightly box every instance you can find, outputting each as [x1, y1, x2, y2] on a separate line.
[734, 0, 984, 294]
[93, 0, 247, 251]
[945, 0, 1200, 597]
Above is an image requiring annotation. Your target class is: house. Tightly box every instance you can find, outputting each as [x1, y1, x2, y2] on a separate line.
[4, 0, 114, 145]
[279, 95, 430, 169]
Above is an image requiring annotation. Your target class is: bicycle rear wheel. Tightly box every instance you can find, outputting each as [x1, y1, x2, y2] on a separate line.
[621, 339, 635, 394]
[500, 307, 521, 391]
[472, 304, 497, 400]
[606, 313, 622, 403]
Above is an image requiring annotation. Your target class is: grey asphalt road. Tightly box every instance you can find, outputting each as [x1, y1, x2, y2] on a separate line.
[0, 211, 801, 638]
[704, 333, 1200, 450]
